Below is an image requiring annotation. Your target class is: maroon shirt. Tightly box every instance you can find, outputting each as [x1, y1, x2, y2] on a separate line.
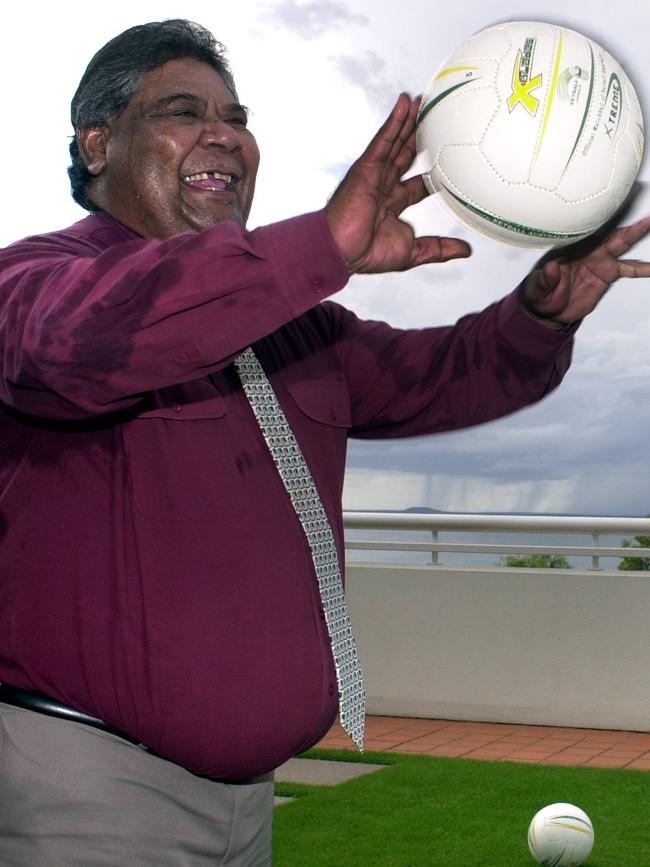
[0, 209, 574, 778]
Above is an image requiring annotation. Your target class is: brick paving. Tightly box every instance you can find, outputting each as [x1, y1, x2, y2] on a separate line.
[316, 716, 650, 770]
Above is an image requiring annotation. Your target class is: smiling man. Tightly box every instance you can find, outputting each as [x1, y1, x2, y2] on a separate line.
[81, 57, 259, 235]
[1, 17, 649, 867]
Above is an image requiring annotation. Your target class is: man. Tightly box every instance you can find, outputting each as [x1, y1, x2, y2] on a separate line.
[0, 18, 648, 867]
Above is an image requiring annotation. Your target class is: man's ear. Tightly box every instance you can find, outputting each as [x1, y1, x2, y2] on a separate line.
[77, 127, 109, 176]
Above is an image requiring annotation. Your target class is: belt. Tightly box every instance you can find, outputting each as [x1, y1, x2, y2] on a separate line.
[0, 684, 274, 785]
[0, 684, 142, 746]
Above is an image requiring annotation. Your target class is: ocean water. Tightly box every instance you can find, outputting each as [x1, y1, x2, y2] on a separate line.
[344, 527, 637, 571]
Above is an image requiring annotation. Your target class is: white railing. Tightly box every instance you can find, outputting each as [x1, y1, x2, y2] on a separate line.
[343, 511, 650, 571]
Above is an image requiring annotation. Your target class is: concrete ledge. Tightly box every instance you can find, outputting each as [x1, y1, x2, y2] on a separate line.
[275, 757, 387, 786]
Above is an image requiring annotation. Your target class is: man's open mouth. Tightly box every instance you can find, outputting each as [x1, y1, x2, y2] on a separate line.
[183, 172, 234, 192]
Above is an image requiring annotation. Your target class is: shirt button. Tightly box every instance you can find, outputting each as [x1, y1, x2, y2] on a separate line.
[328, 683, 336, 696]
[319, 609, 326, 621]
[311, 277, 324, 293]
[172, 403, 182, 413]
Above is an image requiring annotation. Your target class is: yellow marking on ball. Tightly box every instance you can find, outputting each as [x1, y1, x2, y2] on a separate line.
[435, 65, 480, 79]
[549, 819, 593, 835]
[535, 32, 565, 162]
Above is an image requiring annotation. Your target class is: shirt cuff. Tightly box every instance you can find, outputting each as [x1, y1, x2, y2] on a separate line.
[497, 289, 579, 356]
[265, 210, 350, 318]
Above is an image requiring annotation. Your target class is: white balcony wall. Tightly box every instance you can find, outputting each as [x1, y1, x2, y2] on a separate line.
[344, 513, 650, 731]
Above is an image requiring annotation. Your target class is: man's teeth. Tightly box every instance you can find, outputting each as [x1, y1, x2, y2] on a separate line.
[184, 172, 232, 183]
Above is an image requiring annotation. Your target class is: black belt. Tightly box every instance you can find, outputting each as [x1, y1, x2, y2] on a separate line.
[0, 684, 142, 746]
[0, 684, 274, 785]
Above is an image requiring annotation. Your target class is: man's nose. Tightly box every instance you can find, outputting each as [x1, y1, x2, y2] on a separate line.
[199, 118, 241, 149]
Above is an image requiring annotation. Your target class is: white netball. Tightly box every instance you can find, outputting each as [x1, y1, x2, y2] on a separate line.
[416, 21, 645, 247]
[528, 802, 594, 866]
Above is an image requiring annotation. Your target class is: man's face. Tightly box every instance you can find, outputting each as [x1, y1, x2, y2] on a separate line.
[85, 58, 260, 239]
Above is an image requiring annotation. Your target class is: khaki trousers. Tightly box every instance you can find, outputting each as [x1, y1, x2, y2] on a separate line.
[0, 702, 274, 866]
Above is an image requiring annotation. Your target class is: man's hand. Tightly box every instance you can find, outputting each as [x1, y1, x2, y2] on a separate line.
[519, 215, 650, 326]
[325, 94, 471, 274]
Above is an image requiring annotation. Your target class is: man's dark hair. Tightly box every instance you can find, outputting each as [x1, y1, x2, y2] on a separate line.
[68, 19, 238, 212]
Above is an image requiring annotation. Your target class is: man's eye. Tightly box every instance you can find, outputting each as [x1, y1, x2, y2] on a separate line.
[173, 109, 198, 118]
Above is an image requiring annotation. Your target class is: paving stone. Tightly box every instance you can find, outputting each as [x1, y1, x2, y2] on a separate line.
[275, 757, 387, 786]
[319, 718, 650, 771]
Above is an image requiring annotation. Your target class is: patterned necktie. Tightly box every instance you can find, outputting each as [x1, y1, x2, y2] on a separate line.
[233, 346, 366, 749]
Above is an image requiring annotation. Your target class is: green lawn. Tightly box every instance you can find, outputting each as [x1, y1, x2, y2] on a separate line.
[272, 748, 650, 866]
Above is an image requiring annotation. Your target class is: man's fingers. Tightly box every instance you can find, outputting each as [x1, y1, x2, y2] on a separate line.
[401, 174, 430, 209]
[537, 259, 563, 293]
[393, 128, 418, 177]
[411, 235, 471, 267]
[361, 94, 413, 165]
[603, 215, 650, 259]
[618, 258, 650, 279]
[387, 97, 420, 165]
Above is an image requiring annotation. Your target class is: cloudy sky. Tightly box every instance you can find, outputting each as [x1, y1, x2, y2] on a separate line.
[2, 0, 649, 516]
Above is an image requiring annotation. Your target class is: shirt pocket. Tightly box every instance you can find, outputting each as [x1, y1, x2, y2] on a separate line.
[283, 379, 351, 501]
[284, 379, 351, 429]
[124, 381, 243, 521]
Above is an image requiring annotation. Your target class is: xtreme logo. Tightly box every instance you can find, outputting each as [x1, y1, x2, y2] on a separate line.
[508, 37, 543, 115]
[604, 73, 622, 140]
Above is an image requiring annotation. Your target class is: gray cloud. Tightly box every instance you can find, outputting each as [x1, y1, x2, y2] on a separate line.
[329, 49, 416, 113]
[345, 366, 650, 517]
[330, 51, 390, 111]
[260, 0, 368, 38]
